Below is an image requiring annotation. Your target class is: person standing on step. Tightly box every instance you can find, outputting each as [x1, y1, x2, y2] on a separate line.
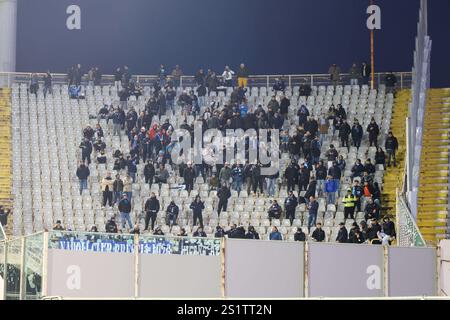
[217, 183, 231, 218]
[118, 193, 133, 231]
[342, 189, 357, 220]
[367, 118, 380, 147]
[284, 190, 298, 226]
[190, 195, 205, 228]
[144, 192, 160, 231]
[76, 161, 90, 195]
[101, 172, 114, 208]
[385, 131, 399, 167]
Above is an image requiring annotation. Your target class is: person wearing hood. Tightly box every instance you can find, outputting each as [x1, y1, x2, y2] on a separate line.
[118, 193, 133, 230]
[144, 192, 160, 231]
[166, 200, 179, 227]
[245, 226, 260, 240]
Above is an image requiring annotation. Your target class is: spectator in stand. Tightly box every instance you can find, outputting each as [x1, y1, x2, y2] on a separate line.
[325, 175, 337, 205]
[76, 161, 90, 195]
[231, 162, 244, 194]
[144, 192, 160, 231]
[273, 78, 285, 93]
[114, 67, 123, 90]
[385, 131, 399, 167]
[328, 161, 342, 195]
[364, 198, 380, 221]
[245, 226, 260, 239]
[97, 150, 107, 164]
[222, 66, 235, 87]
[351, 119, 363, 150]
[336, 222, 348, 243]
[298, 167, 310, 192]
[183, 162, 195, 193]
[367, 218, 382, 243]
[122, 174, 133, 202]
[285, 161, 299, 192]
[375, 147, 386, 169]
[236, 63, 249, 88]
[166, 200, 179, 227]
[269, 226, 283, 241]
[268, 200, 282, 222]
[311, 222, 325, 242]
[297, 104, 309, 127]
[352, 180, 364, 212]
[217, 183, 231, 218]
[337, 155, 346, 172]
[361, 62, 371, 85]
[171, 65, 183, 87]
[348, 222, 359, 243]
[294, 228, 306, 241]
[381, 216, 396, 245]
[118, 193, 133, 230]
[307, 196, 319, 231]
[385, 71, 397, 94]
[342, 189, 357, 219]
[284, 191, 298, 226]
[325, 144, 339, 162]
[0, 206, 11, 227]
[196, 83, 207, 107]
[195, 68, 206, 86]
[193, 227, 207, 237]
[178, 228, 187, 237]
[105, 217, 118, 233]
[158, 64, 166, 87]
[348, 63, 360, 85]
[101, 172, 114, 208]
[219, 162, 232, 187]
[53, 220, 65, 231]
[190, 195, 205, 228]
[113, 174, 124, 205]
[279, 94, 290, 120]
[328, 64, 341, 86]
[43, 71, 52, 96]
[367, 118, 380, 147]
[267, 95, 280, 113]
[214, 226, 226, 238]
[30, 73, 39, 95]
[304, 176, 317, 200]
[251, 163, 264, 195]
[154, 164, 169, 185]
[351, 159, 365, 181]
[79, 137, 93, 164]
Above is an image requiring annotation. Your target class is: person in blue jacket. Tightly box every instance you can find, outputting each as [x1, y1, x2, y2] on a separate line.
[325, 175, 338, 205]
[269, 226, 283, 241]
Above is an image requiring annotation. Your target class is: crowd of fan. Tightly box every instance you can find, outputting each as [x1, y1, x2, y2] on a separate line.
[26, 62, 400, 244]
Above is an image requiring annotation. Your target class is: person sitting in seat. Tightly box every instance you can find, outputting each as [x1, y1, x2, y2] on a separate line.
[311, 222, 325, 242]
[268, 200, 282, 222]
[294, 228, 306, 241]
[53, 220, 65, 231]
[269, 226, 283, 240]
[193, 227, 207, 238]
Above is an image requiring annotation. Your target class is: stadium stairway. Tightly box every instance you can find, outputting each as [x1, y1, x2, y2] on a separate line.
[418, 88, 450, 244]
[0, 88, 12, 235]
[382, 89, 409, 217]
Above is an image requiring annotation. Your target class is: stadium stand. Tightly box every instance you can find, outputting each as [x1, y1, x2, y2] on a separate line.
[418, 88, 450, 243]
[8, 72, 398, 244]
[0, 88, 12, 219]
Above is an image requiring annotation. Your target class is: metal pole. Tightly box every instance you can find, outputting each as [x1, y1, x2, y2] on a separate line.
[134, 234, 139, 299]
[2, 240, 7, 300]
[19, 237, 25, 300]
[370, 0, 375, 89]
[400, 72, 404, 89]
[288, 75, 292, 89]
[304, 241, 309, 298]
[384, 245, 389, 297]
[266, 76, 269, 91]
[41, 232, 49, 298]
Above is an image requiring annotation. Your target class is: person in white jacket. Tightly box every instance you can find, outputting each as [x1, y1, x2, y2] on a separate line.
[222, 66, 235, 87]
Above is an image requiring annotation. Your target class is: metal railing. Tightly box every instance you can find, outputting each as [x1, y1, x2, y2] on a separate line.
[0, 71, 412, 90]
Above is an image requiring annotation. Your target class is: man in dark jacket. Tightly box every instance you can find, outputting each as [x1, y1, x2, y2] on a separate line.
[0, 206, 11, 227]
[251, 163, 264, 194]
[166, 201, 179, 227]
[245, 226, 260, 239]
[76, 162, 90, 195]
[113, 174, 124, 205]
[367, 118, 380, 147]
[351, 120, 363, 150]
[364, 198, 380, 221]
[385, 72, 397, 94]
[325, 144, 339, 162]
[294, 228, 306, 241]
[268, 200, 282, 222]
[105, 217, 118, 233]
[307, 196, 319, 231]
[336, 222, 348, 243]
[385, 131, 399, 167]
[193, 227, 207, 237]
[118, 193, 133, 230]
[367, 218, 382, 242]
[217, 184, 231, 218]
[351, 159, 365, 181]
[144, 192, 160, 231]
[339, 120, 351, 151]
[315, 161, 328, 197]
[284, 191, 298, 226]
[382, 216, 396, 244]
[183, 163, 195, 193]
[284, 162, 299, 192]
[143, 161, 155, 187]
[79, 138, 93, 164]
[190, 196, 205, 228]
[311, 222, 325, 242]
[279, 95, 290, 119]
